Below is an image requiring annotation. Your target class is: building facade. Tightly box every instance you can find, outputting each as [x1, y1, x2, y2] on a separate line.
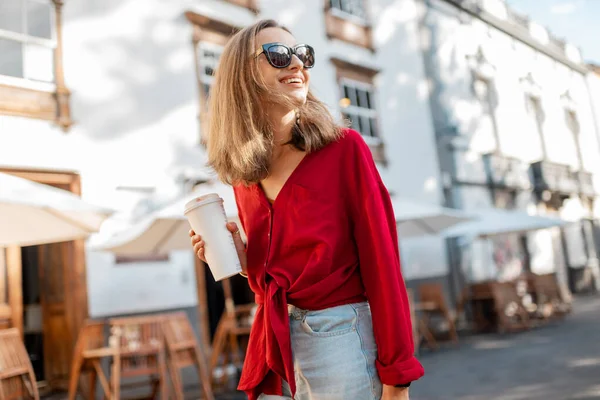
[421, 0, 600, 296]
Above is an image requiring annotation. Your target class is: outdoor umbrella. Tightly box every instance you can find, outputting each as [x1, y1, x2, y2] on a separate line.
[93, 182, 238, 255]
[392, 198, 473, 239]
[442, 208, 567, 238]
[0, 172, 112, 247]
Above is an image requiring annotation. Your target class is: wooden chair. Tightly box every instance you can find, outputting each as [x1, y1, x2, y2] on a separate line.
[529, 273, 572, 319]
[417, 284, 459, 344]
[0, 328, 40, 400]
[406, 289, 438, 355]
[68, 320, 116, 400]
[209, 279, 255, 385]
[109, 315, 169, 400]
[490, 282, 530, 333]
[162, 313, 214, 400]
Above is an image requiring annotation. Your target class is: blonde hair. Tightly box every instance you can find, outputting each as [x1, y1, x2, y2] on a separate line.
[206, 19, 342, 185]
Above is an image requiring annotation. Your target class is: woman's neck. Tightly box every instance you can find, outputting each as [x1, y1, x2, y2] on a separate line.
[270, 109, 296, 146]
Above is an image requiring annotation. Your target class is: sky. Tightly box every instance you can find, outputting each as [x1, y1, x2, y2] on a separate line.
[506, 0, 600, 65]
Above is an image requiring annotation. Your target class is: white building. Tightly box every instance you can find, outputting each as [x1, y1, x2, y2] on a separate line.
[421, 0, 600, 295]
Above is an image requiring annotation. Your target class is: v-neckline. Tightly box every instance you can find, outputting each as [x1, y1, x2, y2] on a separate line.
[257, 151, 312, 209]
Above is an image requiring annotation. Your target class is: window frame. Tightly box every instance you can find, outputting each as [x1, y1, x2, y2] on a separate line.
[0, 0, 57, 87]
[339, 77, 380, 145]
[196, 41, 223, 99]
[0, 0, 71, 131]
[328, 0, 369, 26]
[472, 76, 501, 153]
[324, 0, 373, 50]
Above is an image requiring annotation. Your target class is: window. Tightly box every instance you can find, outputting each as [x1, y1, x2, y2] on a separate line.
[329, 0, 367, 22]
[473, 78, 500, 152]
[565, 109, 584, 170]
[0, 0, 55, 86]
[0, 0, 71, 130]
[324, 0, 372, 49]
[197, 42, 223, 99]
[186, 11, 238, 144]
[331, 57, 383, 162]
[340, 79, 378, 140]
[525, 96, 547, 159]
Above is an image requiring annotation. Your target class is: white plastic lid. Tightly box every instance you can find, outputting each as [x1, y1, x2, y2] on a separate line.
[183, 193, 223, 215]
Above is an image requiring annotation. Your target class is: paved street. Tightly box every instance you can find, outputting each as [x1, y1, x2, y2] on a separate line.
[47, 296, 600, 400]
[411, 295, 600, 400]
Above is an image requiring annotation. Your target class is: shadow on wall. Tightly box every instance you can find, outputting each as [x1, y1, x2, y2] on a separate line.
[64, 1, 199, 141]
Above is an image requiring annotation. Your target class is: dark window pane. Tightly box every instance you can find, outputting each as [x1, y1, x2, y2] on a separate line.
[357, 89, 370, 109]
[357, 114, 364, 133]
[0, 0, 24, 34]
[360, 116, 372, 136]
[27, 0, 52, 39]
[339, 0, 365, 18]
[202, 83, 211, 98]
[365, 90, 372, 109]
[204, 65, 215, 76]
[344, 85, 358, 106]
[346, 113, 360, 132]
[0, 39, 24, 78]
[369, 118, 378, 137]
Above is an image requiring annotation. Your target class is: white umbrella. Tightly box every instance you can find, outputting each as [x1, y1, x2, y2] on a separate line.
[94, 182, 238, 255]
[392, 198, 473, 239]
[0, 172, 112, 247]
[442, 208, 567, 238]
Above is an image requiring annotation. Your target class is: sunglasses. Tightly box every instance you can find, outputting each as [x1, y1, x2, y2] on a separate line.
[254, 42, 315, 69]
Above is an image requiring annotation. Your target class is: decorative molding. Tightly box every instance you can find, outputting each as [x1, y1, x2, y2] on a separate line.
[561, 89, 577, 112]
[520, 72, 542, 98]
[223, 0, 259, 14]
[0, 84, 58, 121]
[330, 57, 379, 83]
[184, 11, 240, 38]
[466, 46, 496, 80]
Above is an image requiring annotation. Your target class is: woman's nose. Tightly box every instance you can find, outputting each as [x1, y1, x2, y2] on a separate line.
[288, 53, 304, 70]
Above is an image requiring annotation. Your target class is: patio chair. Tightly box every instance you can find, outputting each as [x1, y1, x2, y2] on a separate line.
[162, 312, 214, 400]
[417, 283, 459, 344]
[67, 320, 116, 400]
[108, 315, 169, 400]
[209, 279, 255, 385]
[0, 328, 39, 400]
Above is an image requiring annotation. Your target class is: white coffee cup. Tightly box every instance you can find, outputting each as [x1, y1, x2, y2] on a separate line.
[184, 193, 242, 281]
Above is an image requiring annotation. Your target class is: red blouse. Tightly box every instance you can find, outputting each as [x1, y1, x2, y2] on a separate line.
[233, 129, 424, 399]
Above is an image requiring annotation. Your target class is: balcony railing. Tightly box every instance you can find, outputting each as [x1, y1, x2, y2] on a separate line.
[530, 161, 579, 195]
[483, 153, 530, 189]
[575, 170, 596, 197]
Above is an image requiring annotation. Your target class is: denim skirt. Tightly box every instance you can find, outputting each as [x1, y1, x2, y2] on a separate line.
[258, 302, 383, 400]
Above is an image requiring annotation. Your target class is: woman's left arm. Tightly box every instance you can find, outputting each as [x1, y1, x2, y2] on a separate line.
[346, 132, 424, 391]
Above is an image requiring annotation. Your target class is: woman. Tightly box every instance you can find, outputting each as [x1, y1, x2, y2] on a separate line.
[189, 19, 424, 400]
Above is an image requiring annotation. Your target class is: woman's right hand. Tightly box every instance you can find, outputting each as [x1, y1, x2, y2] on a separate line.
[189, 223, 248, 275]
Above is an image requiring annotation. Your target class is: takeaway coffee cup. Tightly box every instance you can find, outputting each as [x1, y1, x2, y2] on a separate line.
[184, 193, 242, 281]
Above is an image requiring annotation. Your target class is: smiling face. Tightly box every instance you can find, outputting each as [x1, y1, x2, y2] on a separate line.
[255, 27, 310, 108]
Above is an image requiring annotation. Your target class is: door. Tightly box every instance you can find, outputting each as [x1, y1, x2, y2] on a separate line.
[0, 168, 89, 390]
[38, 242, 73, 388]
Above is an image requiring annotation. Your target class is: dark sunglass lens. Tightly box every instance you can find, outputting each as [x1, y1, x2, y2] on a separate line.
[295, 45, 315, 68]
[267, 45, 291, 68]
